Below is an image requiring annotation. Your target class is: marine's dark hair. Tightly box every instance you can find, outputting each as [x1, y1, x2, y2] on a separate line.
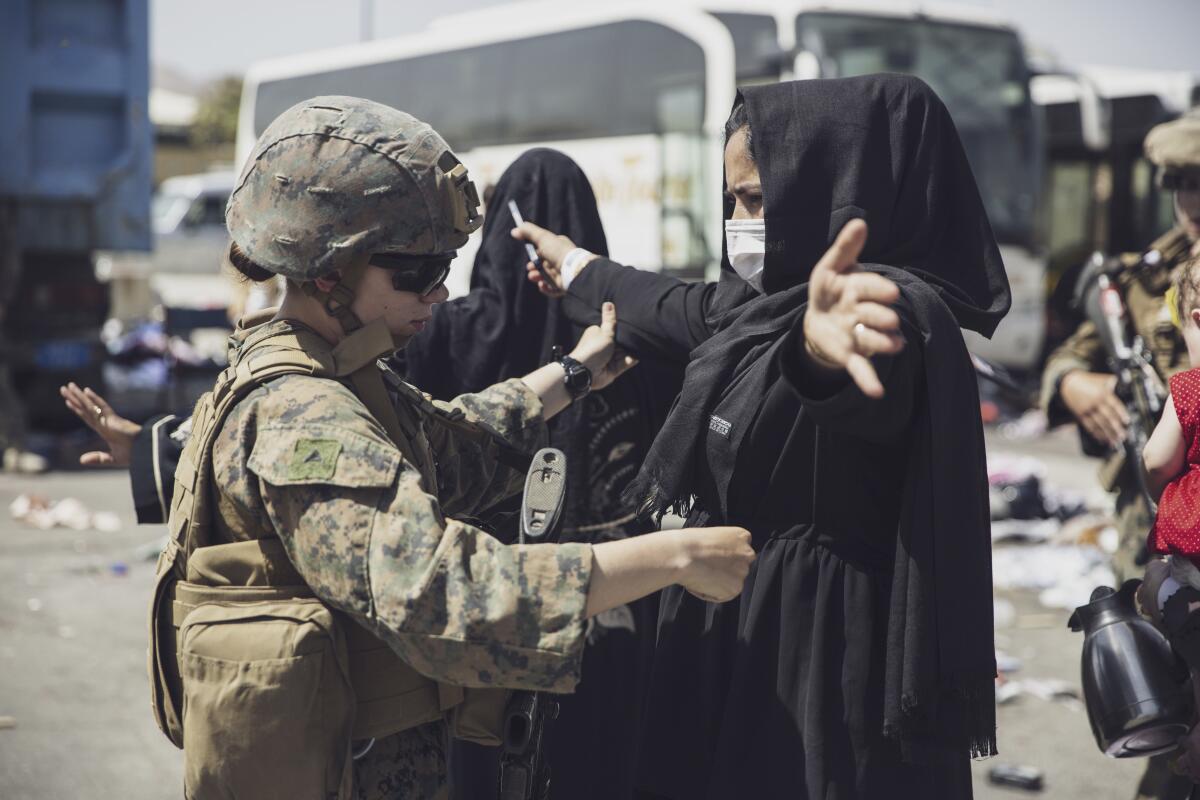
[227, 241, 274, 283]
[724, 101, 755, 162]
[1175, 254, 1200, 326]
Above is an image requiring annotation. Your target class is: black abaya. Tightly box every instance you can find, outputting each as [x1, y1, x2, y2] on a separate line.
[561, 75, 1008, 798]
[399, 148, 683, 800]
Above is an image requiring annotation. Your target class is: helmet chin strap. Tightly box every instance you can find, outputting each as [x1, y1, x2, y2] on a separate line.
[303, 258, 411, 356]
[302, 258, 369, 335]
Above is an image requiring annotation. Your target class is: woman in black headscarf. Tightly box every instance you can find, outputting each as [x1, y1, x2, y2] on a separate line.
[515, 75, 1009, 798]
[400, 147, 684, 800]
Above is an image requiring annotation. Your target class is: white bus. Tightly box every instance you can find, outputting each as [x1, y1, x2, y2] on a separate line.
[240, 5, 735, 297]
[238, 1, 1043, 367]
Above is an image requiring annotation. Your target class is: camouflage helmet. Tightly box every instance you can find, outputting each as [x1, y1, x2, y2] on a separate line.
[226, 96, 482, 282]
[1145, 108, 1200, 177]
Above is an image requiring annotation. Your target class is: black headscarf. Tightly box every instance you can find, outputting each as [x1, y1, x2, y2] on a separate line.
[401, 148, 681, 535]
[628, 74, 1008, 760]
[400, 148, 608, 397]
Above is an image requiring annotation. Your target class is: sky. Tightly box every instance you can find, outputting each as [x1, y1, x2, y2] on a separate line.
[152, 0, 1200, 85]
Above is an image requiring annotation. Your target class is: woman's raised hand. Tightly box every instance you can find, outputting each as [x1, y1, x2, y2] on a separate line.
[801, 219, 905, 398]
[569, 302, 637, 391]
[513, 221, 594, 297]
[59, 382, 142, 467]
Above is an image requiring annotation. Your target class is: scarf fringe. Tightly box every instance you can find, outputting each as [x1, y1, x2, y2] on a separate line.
[883, 677, 997, 761]
[625, 473, 695, 524]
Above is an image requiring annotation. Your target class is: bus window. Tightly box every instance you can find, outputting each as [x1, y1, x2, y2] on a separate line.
[711, 13, 781, 82]
[252, 20, 707, 151]
[796, 13, 1038, 249]
[1133, 157, 1176, 244]
[1046, 161, 1095, 266]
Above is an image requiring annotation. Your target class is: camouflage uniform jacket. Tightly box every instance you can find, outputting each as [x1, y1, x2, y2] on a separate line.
[210, 319, 594, 798]
[1041, 227, 1193, 486]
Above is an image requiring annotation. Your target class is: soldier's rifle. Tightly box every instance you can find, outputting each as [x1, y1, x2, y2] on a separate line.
[498, 447, 568, 800]
[1073, 251, 1167, 511]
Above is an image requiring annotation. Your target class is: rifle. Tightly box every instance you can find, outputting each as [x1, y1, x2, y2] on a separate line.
[1073, 251, 1167, 511]
[498, 447, 568, 800]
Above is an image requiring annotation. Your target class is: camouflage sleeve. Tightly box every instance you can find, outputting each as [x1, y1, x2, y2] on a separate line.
[435, 378, 546, 454]
[1040, 320, 1107, 426]
[428, 378, 548, 517]
[241, 385, 591, 693]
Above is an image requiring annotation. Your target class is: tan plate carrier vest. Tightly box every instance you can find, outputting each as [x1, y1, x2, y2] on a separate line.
[147, 317, 514, 798]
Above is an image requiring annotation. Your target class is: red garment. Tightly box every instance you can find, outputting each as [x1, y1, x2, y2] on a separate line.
[1151, 367, 1200, 557]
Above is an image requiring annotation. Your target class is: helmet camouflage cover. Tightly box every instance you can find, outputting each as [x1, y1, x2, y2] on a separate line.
[226, 96, 482, 282]
[1145, 108, 1200, 174]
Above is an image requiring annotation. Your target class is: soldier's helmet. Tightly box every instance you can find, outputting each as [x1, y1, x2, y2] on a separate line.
[1146, 108, 1200, 188]
[225, 96, 482, 282]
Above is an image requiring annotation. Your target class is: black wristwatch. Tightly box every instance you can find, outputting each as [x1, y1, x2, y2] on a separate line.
[557, 353, 592, 400]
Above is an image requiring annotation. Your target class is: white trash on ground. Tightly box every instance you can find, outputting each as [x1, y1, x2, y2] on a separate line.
[992, 544, 1117, 611]
[8, 493, 123, 533]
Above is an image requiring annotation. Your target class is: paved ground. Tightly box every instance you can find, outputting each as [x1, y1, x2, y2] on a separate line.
[0, 427, 1177, 798]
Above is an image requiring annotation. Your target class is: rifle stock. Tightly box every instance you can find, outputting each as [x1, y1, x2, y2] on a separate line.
[498, 448, 568, 800]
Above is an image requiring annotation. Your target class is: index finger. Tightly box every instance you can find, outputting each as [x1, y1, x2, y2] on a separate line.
[512, 221, 551, 246]
[813, 218, 868, 277]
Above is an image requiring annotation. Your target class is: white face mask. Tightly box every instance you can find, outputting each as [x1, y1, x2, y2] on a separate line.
[724, 218, 766, 293]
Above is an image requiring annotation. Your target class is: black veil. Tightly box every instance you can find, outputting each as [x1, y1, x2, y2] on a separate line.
[401, 148, 608, 397]
[705, 74, 1010, 335]
[630, 74, 1005, 760]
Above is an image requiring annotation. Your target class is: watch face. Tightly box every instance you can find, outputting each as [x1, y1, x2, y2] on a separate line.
[566, 366, 591, 392]
[563, 359, 591, 395]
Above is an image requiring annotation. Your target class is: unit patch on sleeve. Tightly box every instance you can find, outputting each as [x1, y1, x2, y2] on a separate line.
[287, 438, 343, 481]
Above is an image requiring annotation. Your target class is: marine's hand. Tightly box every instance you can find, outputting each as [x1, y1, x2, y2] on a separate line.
[1060, 371, 1128, 447]
[513, 221, 594, 297]
[59, 382, 140, 467]
[569, 302, 637, 391]
[674, 526, 755, 602]
[801, 219, 904, 399]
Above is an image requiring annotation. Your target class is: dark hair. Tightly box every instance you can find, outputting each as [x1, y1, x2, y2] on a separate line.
[1175, 254, 1200, 326]
[227, 241, 275, 283]
[724, 101, 755, 162]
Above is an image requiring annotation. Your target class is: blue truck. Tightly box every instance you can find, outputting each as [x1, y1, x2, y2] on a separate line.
[0, 0, 152, 431]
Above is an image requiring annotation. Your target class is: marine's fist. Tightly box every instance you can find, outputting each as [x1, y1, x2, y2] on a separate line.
[676, 526, 755, 602]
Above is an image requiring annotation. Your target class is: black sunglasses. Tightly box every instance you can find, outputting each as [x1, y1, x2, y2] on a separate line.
[368, 253, 455, 295]
[1161, 170, 1200, 192]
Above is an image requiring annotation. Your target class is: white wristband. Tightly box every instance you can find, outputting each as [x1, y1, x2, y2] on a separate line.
[560, 248, 594, 290]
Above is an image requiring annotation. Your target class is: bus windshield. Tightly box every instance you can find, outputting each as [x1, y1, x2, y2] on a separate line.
[797, 13, 1038, 247]
[711, 12, 780, 83]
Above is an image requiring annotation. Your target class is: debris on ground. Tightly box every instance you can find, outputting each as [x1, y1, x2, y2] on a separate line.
[997, 409, 1050, 442]
[988, 763, 1045, 792]
[8, 493, 122, 533]
[988, 454, 1121, 612]
[996, 651, 1024, 674]
[0, 716, 16, 730]
[995, 677, 1084, 711]
[988, 455, 1089, 522]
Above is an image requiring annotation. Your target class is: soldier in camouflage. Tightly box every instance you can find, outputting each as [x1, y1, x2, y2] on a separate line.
[1042, 112, 1200, 800]
[191, 96, 755, 800]
[1042, 111, 1200, 583]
